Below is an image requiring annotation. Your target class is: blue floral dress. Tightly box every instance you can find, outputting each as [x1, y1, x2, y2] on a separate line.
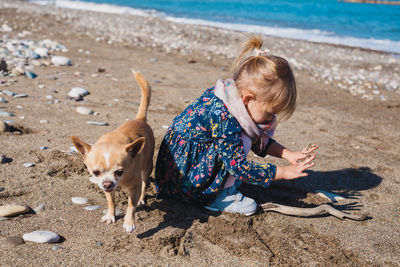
[155, 87, 277, 205]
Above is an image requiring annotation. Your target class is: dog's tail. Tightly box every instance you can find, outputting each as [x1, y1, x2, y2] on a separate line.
[132, 69, 151, 121]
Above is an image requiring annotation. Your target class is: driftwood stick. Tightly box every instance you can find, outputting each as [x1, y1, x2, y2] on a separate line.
[261, 202, 367, 221]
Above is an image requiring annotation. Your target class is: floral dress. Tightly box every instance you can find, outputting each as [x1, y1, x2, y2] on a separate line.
[155, 87, 277, 205]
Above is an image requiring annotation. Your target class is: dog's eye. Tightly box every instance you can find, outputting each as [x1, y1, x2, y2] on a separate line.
[114, 170, 124, 177]
[92, 170, 101, 177]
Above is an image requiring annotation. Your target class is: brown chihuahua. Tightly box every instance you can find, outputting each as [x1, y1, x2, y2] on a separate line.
[71, 70, 154, 233]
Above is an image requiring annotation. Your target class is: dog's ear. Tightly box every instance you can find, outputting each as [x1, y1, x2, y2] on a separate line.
[71, 135, 91, 158]
[125, 137, 145, 158]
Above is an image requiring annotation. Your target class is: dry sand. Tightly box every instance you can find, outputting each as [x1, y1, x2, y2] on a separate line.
[0, 2, 400, 266]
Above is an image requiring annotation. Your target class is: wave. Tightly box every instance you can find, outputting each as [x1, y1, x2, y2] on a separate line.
[29, 0, 400, 54]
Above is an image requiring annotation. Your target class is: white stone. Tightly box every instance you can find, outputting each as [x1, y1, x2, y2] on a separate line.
[23, 231, 59, 244]
[51, 56, 71, 66]
[76, 106, 94, 115]
[0, 204, 29, 217]
[85, 205, 102, 211]
[34, 47, 49, 57]
[23, 163, 35, 168]
[68, 87, 89, 99]
[71, 197, 88, 205]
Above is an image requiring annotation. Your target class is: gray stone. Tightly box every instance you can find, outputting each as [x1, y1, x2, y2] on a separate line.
[0, 97, 7, 103]
[7, 236, 25, 246]
[23, 230, 60, 244]
[25, 71, 37, 79]
[2, 90, 16, 96]
[52, 245, 61, 251]
[0, 110, 14, 117]
[33, 203, 45, 213]
[87, 121, 108, 126]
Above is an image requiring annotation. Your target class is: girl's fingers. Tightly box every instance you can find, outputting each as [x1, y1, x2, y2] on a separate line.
[302, 144, 319, 154]
[298, 153, 316, 166]
[300, 161, 315, 171]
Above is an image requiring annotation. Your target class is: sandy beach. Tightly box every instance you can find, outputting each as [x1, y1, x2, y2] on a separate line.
[0, 0, 400, 265]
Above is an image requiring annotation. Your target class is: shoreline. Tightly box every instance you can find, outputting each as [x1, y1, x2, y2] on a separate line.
[28, 0, 400, 54]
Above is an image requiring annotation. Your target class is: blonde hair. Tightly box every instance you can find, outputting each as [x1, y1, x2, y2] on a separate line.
[232, 36, 297, 121]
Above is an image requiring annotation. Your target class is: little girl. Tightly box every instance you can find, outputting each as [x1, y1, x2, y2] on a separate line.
[155, 36, 318, 215]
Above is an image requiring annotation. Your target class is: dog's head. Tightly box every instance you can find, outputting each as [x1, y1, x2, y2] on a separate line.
[71, 136, 145, 192]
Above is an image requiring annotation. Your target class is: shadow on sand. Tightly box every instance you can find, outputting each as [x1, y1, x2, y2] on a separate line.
[137, 167, 382, 238]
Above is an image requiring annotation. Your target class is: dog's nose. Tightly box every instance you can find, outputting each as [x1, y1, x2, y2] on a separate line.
[103, 181, 114, 190]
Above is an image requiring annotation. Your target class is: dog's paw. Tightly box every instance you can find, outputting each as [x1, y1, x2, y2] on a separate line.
[101, 214, 116, 224]
[123, 223, 136, 233]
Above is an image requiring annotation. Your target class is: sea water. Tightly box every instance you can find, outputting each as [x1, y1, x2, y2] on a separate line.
[30, 0, 400, 53]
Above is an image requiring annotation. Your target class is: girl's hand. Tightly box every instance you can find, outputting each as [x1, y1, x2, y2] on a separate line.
[275, 144, 318, 180]
[274, 155, 316, 180]
[282, 144, 319, 165]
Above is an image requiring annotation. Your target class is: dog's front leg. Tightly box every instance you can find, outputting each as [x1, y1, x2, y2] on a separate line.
[102, 191, 116, 224]
[123, 186, 141, 233]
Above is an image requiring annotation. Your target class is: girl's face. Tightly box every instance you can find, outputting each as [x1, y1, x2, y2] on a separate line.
[242, 94, 276, 124]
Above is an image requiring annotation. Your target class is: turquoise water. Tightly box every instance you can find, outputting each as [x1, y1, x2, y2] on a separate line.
[32, 0, 400, 53]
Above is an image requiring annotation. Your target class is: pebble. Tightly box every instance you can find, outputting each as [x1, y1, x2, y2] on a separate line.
[0, 187, 5, 192]
[84, 205, 102, 211]
[34, 47, 49, 57]
[162, 125, 169, 129]
[7, 236, 25, 246]
[0, 97, 7, 103]
[87, 121, 108, 126]
[23, 163, 35, 168]
[1, 155, 12, 164]
[23, 230, 60, 244]
[52, 245, 61, 251]
[51, 56, 71, 66]
[40, 120, 49, 124]
[316, 190, 345, 203]
[0, 204, 30, 217]
[25, 71, 37, 79]
[0, 110, 14, 117]
[0, 120, 9, 132]
[2, 90, 16, 96]
[103, 209, 123, 217]
[40, 146, 49, 150]
[76, 106, 94, 115]
[14, 94, 28, 98]
[96, 241, 103, 246]
[68, 87, 89, 100]
[71, 197, 88, 205]
[33, 203, 45, 213]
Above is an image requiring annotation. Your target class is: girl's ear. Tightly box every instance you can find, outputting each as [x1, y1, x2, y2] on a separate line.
[241, 93, 254, 106]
